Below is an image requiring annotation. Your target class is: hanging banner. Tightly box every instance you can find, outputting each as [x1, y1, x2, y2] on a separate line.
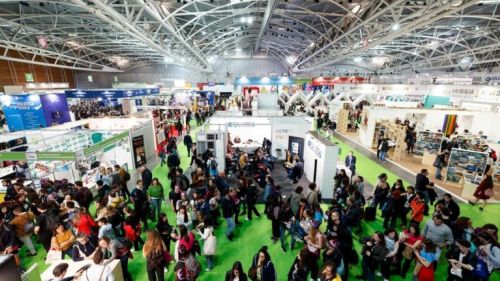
[83, 131, 129, 156]
[36, 152, 76, 161]
[0, 152, 27, 161]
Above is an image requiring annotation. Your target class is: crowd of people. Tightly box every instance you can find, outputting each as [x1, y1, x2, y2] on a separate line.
[0, 116, 499, 281]
[70, 100, 124, 120]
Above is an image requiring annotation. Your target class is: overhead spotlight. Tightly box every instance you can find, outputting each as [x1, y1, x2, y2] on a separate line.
[392, 23, 400, 31]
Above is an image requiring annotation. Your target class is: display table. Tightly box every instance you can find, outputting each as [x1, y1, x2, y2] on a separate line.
[41, 260, 123, 281]
[233, 142, 261, 154]
[461, 180, 477, 200]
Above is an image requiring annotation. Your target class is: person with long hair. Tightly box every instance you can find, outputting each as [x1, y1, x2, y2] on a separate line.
[400, 223, 424, 278]
[176, 206, 192, 229]
[413, 239, 437, 281]
[320, 262, 342, 281]
[381, 228, 401, 281]
[288, 248, 310, 280]
[51, 223, 76, 258]
[143, 230, 168, 281]
[357, 232, 388, 281]
[249, 246, 276, 281]
[73, 207, 97, 236]
[469, 169, 494, 211]
[226, 261, 248, 281]
[196, 219, 216, 271]
[305, 222, 325, 280]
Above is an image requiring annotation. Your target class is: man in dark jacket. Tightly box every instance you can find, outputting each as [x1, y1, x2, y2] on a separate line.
[183, 134, 193, 157]
[435, 193, 460, 222]
[74, 181, 93, 211]
[220, 189, 236, 240]
[140, 165, 153, 192]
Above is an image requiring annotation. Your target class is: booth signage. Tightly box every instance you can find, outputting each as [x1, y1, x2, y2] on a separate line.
[83, 131, 129, 156]
[65, 88, 160, 99]
[227, 122, 255, 127]
[24, 73, 34, 82]
[26, 152, 37, 161]
[0, 152, 27, 161]
[307, 138, 322, 158]
[36, 152, 76, 161]
[0, 95, 47, 131]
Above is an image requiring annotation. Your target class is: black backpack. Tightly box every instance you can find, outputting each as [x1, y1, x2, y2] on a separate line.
[123, 171, 131, 181]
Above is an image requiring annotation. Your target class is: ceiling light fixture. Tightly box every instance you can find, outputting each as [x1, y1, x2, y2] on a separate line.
[286, 56, 297, 65]
[392, 23, 400, 31]
[351, 4, 361, 14]
[354, 57, 363, 63]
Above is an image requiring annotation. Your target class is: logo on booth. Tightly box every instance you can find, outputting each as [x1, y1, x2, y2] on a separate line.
[307, 139, 322, 158]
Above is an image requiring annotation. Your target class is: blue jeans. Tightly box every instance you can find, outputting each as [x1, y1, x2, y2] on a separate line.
[151, 198, 161, 220]
[362, 258, 375, 281]
[419, 190, 430, 205]
[435, 167, 442, 179]
[206, 255, 214, 269]
[379, 151, 387, 161]
[225, 217, 235, 236]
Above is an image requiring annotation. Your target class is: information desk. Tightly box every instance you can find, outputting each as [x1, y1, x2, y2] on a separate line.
[41, 260, 123, 281]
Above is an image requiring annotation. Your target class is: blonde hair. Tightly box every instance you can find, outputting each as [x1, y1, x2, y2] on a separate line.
[143, 230, 164, 258]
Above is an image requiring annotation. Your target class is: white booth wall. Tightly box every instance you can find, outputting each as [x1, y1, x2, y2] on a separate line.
[303, 132, 338, 200]
[207, 117, 272, 144]
[359, 107, 500, 147]
[257, 93, 278, 109]
[270, 117, 313, 160]
[130, 120, 156, 166]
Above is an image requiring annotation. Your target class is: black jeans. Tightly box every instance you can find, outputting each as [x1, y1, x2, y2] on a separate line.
[147, 264, 164, 281]
[120, 255, 133, 281]
[271, 219, 280, 239]
[247, 203, 260, 220]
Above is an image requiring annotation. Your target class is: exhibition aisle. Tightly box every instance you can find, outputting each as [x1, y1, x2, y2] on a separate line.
[18, 125, 499, 281]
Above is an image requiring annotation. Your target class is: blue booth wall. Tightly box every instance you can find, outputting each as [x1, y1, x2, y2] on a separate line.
[1, 95, 47, 131]
[39, 94, 72, 126]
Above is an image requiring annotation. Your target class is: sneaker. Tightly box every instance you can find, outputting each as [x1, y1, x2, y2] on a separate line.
[245, 218, 250, 221]
[27, 252, 37, 257]
[164, 268, 169, 273]
[479, 207, 484, 212]
[376, 272, 382, 277]
[281, 247, 287, 253]
[468, 200, 475, 205]
[205, 268, 211, 272]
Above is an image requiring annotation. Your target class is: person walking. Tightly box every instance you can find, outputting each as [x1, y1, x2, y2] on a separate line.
[432, 151, 448, 180]
[221, 189, 236, 240]
[469, 169, 494, 211]
[9, 207, 36, 256]
[345, 151, 357, 177]
[147, 178, 164, 221]
[379, 138, 389, 161]
[143, 230, 168, 281]
[196, 220, 216, 271]
[183, 134, 193, 157]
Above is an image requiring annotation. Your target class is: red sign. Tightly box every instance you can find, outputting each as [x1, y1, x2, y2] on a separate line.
[311, 76, 367, 86]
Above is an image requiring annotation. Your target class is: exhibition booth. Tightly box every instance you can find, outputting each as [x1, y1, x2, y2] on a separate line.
[0, 117, 155, 200]
[64, 87, 160, 116]
[0, 93, 72, 131]
[336, 104, 500, 201]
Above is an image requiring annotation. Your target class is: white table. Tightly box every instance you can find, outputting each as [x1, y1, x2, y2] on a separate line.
[41, 260, 123, 281]
[233, 142, 261, 154]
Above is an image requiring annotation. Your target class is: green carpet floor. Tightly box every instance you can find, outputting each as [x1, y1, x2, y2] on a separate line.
[20, 127, 499, 281]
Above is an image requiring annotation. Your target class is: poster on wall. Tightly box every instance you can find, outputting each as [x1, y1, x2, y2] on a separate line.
[414, 131, 444, 156]
[445, 148, 488, 184]
[0, 95, 47, 131]
[132, 135, 146, 167]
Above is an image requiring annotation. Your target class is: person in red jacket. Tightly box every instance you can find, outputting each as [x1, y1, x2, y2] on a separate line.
[124, 219, 140, 251]
[410, 192, 426, 226]
[74, 207, 97, 236]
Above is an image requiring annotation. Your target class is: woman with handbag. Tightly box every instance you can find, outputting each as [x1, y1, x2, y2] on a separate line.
[400, 223, 423, 279]
[413, 239, 437, 281]
[143, 230, 168, 281]
[469, 170, 495, 211]
[304, 222, 325, 280]
[196, 220, 216, 271]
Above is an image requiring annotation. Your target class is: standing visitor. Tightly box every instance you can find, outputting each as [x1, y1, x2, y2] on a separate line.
[345, 151, 357, 176]
[413, 239, 437, 281]
[226, 261, 248, 281]
[147, 178, 164, 221]
[143, 230, 168, 281]
[9, 207, 36, 256]
[415, 169, 433, 205]
[183, 134, 193, 157]
[81, 249, 115, 281]
[196, 220, 216, 271]
[131, 180, 150, 229]
[469, 169, 494, 211]
[99, 237, 133, 281]
[378, 138, 389, 161]
[433, 151, 448, 180]
[249, 246, 277, 281]
[221, 189, 236, 240]
[357, 232, 388, 281]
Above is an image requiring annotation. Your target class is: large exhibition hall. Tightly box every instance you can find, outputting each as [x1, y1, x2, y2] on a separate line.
[0, 0, 498, 281]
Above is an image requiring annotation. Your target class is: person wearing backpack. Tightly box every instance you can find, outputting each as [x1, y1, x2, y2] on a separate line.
[9, 206, 36, 256]
[35, 203, 58, 251]
[116, 165, 131, 200]
[143, 230, 168, 281]
[207, 154, 218, 177]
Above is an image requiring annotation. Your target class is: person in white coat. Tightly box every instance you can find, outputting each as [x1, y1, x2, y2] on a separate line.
[197, 220, 216, 271]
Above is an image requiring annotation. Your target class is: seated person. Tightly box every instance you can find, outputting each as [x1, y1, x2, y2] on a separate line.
[288, 159, 304, 184]
[72, 233, 98, 261]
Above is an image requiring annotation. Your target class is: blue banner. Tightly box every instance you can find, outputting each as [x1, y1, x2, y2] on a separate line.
[234, 76, 294, 86]
[64, 88, 160, 99]
[1, 95, 47, 131]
